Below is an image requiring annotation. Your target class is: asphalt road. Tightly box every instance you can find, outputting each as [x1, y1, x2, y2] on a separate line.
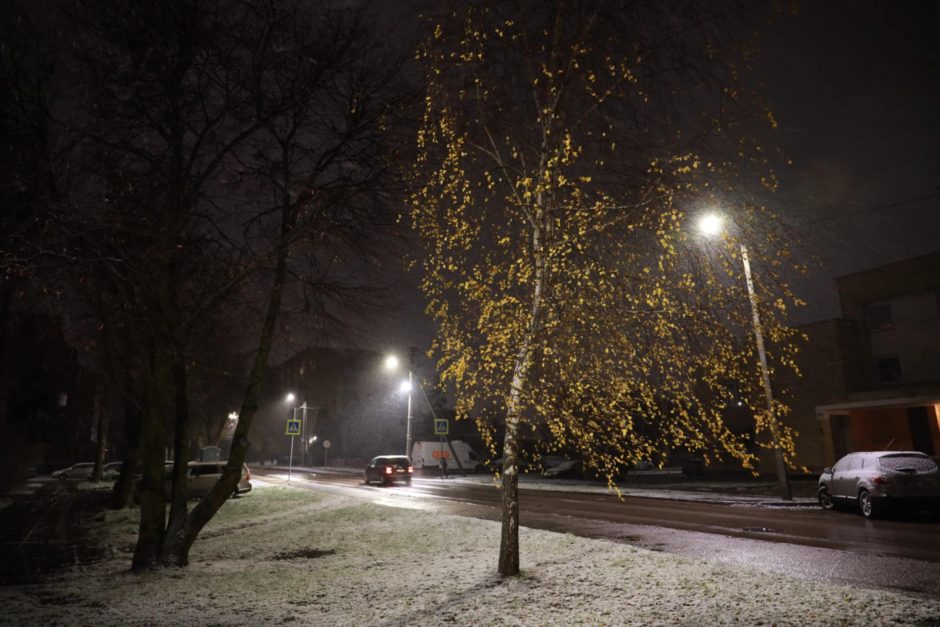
[253, 467, 940, 599]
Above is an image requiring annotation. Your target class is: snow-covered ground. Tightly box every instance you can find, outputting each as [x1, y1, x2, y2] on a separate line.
[1, 480, 938, 626]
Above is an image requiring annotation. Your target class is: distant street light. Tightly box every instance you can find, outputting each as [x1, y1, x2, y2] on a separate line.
[697, 212, 792, 501]
[385, 353, 414, 457]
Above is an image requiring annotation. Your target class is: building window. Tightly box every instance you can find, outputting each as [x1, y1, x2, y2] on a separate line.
[865, 303, 893, 332]
[874, 356, 902, 383]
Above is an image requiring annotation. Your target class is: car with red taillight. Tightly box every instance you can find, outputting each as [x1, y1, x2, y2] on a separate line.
[817, 451, 940, 519]
[364, 455, 413, 486]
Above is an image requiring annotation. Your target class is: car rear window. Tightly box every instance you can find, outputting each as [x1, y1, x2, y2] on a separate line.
[381, 457, 410, 467]
[878, 455, 937, 473]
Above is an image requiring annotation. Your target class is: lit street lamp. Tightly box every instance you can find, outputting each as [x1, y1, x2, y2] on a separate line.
[697, 212, 792, 501]
[385, 353, 414, 457]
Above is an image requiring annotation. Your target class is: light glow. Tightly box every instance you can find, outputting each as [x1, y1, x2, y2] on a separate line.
[399, 379, 413, 394]
[697, 213, 724, 237]
[285, 392, 296, 403]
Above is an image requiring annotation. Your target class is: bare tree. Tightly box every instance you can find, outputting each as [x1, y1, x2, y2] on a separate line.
[37, 0, 407, 569]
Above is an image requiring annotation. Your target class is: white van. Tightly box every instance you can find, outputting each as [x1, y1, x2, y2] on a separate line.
[411, 440, 480, 471]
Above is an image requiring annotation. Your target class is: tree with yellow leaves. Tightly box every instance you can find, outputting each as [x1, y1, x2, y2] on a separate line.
[411, 1, 804, 576]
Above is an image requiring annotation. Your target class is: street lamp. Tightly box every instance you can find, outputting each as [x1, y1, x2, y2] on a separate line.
[697, 212, 792, 501]
[385, 353, 414, 457]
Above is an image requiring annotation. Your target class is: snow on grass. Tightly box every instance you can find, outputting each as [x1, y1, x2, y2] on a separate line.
[0, 481, 937, 626]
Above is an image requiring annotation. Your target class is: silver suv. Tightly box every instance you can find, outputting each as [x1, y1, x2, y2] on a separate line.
[817, 451, 940, 518]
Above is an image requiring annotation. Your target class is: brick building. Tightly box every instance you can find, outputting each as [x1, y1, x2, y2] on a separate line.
[783, 252, 940, 470]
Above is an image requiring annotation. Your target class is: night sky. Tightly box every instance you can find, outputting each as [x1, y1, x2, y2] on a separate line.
[351, 0, 940, 361]
[742, 1, 940, 321]
[141, 0, 939, 365]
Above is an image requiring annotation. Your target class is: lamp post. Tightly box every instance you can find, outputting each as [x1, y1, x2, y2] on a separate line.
[698, 213, 792, 501]
[285, 393, 296, 482]
[299, 403, 309, 467]
[385, 354, 414, 458]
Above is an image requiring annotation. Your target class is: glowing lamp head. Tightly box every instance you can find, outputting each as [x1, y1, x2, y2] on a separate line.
[399, 379, 413, 394]
[384, 355, 400, 371]
[285, 393, 296, 403]
[697, 213, 724, 238]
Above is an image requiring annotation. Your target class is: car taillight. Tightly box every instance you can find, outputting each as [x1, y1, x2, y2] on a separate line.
[408, 466, 413, 473]
[384, 467, 392, 475]
[873, 475, 893, 485]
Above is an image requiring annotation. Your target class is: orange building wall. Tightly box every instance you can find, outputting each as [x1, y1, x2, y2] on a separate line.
[847, 407, 913, 451]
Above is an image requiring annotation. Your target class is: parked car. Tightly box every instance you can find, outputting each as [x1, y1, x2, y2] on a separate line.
[543, 459, 583, 478]
[182, 462, 252, 499]
[52, 461, 125, 481]
[52, 462, 96, 480]
[364, 455, 412, 486]
[817, 451, 940, 518]
[102, 462, 123, 480]
[136, 461, 252, 500]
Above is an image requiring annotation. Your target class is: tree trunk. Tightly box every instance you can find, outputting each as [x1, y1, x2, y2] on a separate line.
[112, 392, 142, 509]
[498, 402, 522, 576]
[498, 222, 546, 576]
[131, 342, 172, 571]
[92, 384, 109, 482]
[161, 218, 293, 566]
[160, 355, 193, 563]
[0, 279, 14, 386]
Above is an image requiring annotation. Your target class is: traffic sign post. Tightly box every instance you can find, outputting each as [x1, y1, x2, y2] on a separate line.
[286, 416, 301, 482]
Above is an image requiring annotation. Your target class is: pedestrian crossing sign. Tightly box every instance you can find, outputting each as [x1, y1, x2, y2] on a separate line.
[434, 418, 449, 435]
[285, 419, 301, 436]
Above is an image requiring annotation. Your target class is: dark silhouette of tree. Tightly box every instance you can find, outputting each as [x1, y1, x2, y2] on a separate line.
[5, 0, 406, 569]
